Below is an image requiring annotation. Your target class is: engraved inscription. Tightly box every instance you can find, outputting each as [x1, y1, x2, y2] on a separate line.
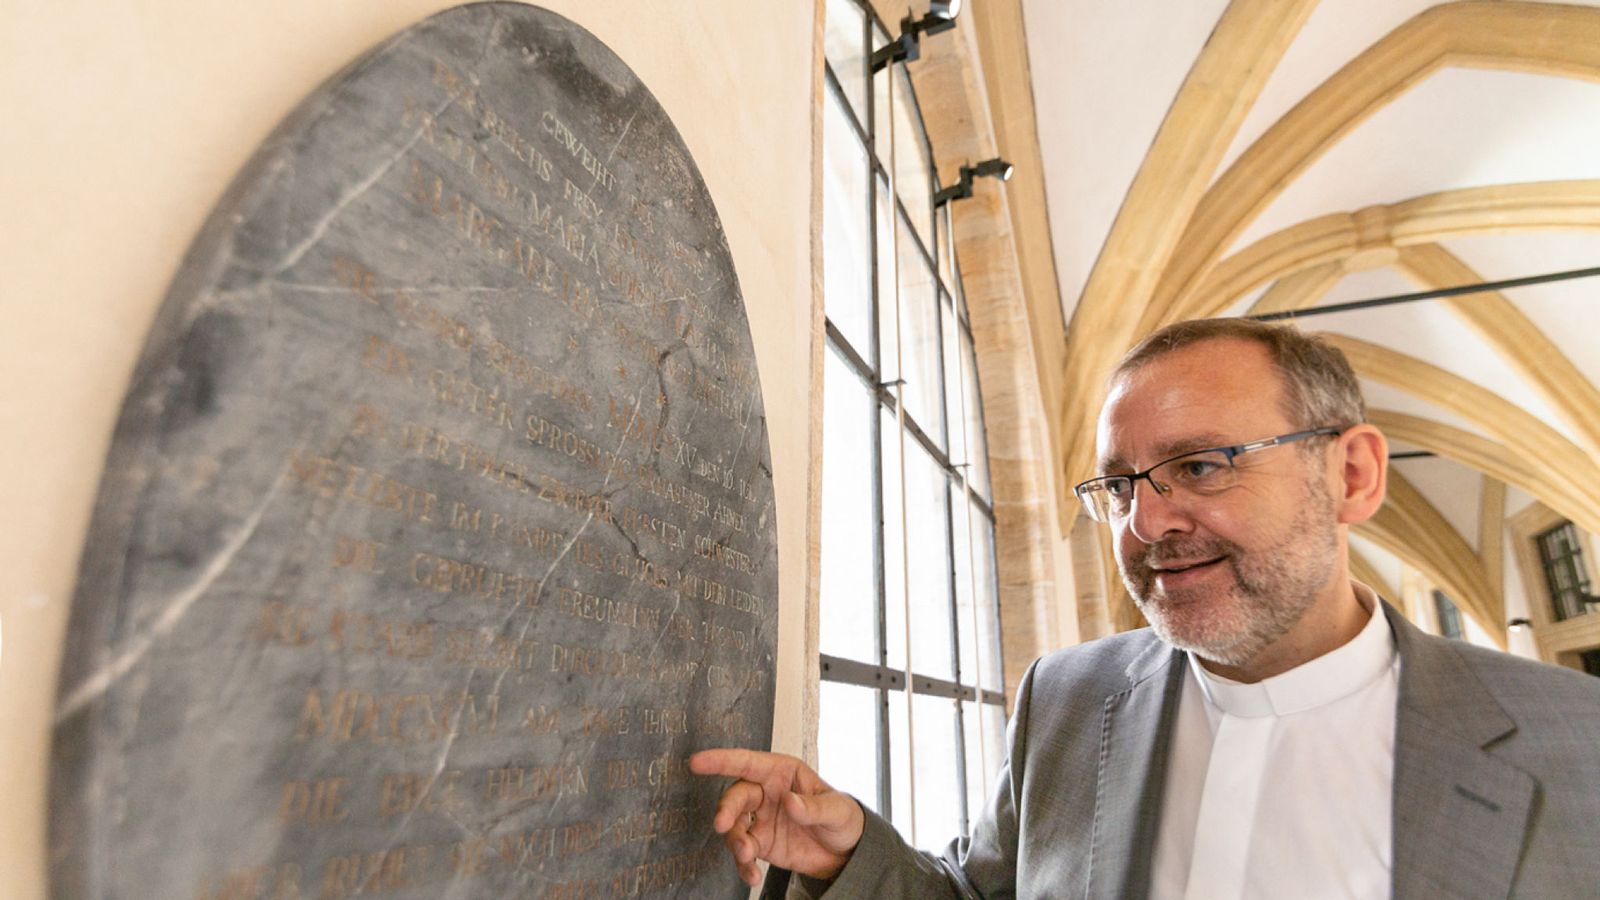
[52, 8, 775, 899]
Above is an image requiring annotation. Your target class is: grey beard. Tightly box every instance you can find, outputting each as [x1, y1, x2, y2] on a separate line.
[1119, 476, 1340, 667]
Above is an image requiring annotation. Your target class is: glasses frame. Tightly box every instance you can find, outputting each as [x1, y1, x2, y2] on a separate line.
[1073, 426, 1346, 523]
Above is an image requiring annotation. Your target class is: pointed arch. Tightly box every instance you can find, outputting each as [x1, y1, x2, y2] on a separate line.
[1326, 335, 1600, 523]
[1323, 334, 1600, 514]
[1359, 470, 1503, 647]
[1246, 262, 1342, 318]
[1229, 241, 1600, 459]
[1390, 244, 1600, 459]
[1149, 1, 1600, 331]
[1054, 0, 1321, 514]
[1366, 409, 1600, 536]
[1196, 180, 1600, 319]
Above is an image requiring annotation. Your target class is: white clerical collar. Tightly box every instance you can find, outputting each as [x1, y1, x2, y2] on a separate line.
[1188, 587, 1396, 718]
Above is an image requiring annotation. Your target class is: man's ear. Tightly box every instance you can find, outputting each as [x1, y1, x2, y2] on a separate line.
[1335, 424, 1387, 525]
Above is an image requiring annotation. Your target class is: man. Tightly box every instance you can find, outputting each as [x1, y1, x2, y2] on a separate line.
[692, 319, 1600, 898]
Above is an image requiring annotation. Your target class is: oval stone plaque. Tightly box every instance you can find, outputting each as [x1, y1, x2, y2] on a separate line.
[49, 5, 776, 898]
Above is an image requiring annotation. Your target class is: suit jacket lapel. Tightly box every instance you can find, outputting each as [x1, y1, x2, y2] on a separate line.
[1386, 604, 1536, 899]
[1088, 639, 1185, 900]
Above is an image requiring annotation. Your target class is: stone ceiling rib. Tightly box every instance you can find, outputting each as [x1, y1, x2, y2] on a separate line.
[1022, 0, 1600, 642]
[1148, 2, 1600, 334]
[1247, 262, 1343, 317]
[1359, 469, 1503, 646]
[1390, 243, 1600, 460]
[1054, 0, 1319, 522]
[1368, 409, 1600, 538]
[1324, 333, 1600, 532]
[1192, 180, 1600, 319]
[1221, 231, 1600, 462]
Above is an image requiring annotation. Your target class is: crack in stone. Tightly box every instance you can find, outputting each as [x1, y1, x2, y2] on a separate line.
[67, 13, 773, 886]
[594, 108, 638, 196]
[56, 476, 284, 723]
[370, 21, 511, 847]
[383, 368, 644, 846]
[266, 90, 457, 278]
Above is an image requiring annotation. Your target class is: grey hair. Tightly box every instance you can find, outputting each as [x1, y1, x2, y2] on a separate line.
[1111, 318, 1365, 431]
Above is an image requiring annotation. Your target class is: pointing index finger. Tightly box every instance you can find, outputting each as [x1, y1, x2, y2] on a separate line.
[689, 748, 780, 781]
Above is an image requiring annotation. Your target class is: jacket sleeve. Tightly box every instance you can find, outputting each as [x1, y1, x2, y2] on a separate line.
[767, 659, 1042, 900]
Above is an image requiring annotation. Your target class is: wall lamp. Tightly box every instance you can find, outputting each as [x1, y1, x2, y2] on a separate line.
[870, 1, 963, 72]
[1508, 618, 1532, 633]
[934, 157, 1014, 205]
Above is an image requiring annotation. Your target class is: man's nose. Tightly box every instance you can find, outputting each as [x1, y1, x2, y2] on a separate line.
[1126, 477, 1194, 544]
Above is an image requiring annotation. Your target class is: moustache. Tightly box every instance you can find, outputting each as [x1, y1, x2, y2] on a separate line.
[1129, 537, 1238, 572]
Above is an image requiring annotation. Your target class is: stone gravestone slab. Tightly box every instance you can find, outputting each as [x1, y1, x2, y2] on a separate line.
[49, 5, 776, 897]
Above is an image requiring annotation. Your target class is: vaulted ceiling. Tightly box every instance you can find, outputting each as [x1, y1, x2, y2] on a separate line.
[1018, 0, 1600, 642]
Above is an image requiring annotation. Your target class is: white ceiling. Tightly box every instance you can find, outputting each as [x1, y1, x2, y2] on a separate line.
[1391, 454, 1485, 552]
[1023, 0, 1230, 322]
[1234, 68, 1600, 251]
[1217, 0, 1442, 174]
[1447, 231, 1600, 385]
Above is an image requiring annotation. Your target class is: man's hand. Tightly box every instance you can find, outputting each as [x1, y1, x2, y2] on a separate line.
[690, 749, 866, 888]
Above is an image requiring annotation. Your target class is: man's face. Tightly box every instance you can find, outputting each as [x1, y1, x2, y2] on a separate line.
[1095, 338, 1342, 666]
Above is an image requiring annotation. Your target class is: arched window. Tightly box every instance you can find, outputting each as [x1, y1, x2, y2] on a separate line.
[817, 0, 1005, 849]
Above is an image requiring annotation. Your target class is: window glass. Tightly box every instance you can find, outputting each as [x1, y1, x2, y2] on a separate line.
[952, 482, 976, 682]
[875, 177, 898, 386]
[882, 408, 908, 671]
[891, 67, 934, 245]
[972, 506, 1003, 690]
[872, 35, 891, 161]
[818, 681, 881, 813]
[942, 293, 967, 468]
[910, 694, 963, 850]
[1537, 521, 1593, 622]
[820, 347, 878, 663]
[818, 0, 1004, 846]
[964, 697, 1005, 801]
[887, 688, 912, 836]
[1433, 590, 1464, 640]
[953, 235, 966, 321]
[906, 437, 954, 680]
[823, 88, 873, 357]
[824, 0, 868, 120]
[936, 207, 956, 293]
[962, 332, 990, 499]
[960, 700, 989, 825]
[886, 690, 963, 850]
[896, 211, 944, 446]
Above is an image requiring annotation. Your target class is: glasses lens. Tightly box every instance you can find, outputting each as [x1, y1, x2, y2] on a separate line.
[1078, 478, 1131, 522]
[1150, 449, 1236, 496]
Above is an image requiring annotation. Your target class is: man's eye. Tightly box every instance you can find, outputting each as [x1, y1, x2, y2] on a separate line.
[1172, 459, 1222, 480]
[1105, 479, 1133, 497]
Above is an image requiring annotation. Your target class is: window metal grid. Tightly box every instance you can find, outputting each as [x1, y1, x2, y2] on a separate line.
[818, 0, 1004, 849]
[1432, 590, 1464, 640]
[1535, 521, 1594, 622]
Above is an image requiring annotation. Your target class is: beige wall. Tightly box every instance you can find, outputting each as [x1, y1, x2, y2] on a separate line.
[0, 1, 817, 893]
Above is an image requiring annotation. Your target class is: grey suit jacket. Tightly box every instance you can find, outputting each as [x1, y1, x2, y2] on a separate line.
[782, 603, 1600, 899]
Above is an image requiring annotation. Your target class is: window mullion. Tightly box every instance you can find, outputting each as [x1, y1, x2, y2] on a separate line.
[823, 64, 872, 150]
[817, 0, 1006, 850]
[881, 60, 921, 848]
[948, 189, 992, 798]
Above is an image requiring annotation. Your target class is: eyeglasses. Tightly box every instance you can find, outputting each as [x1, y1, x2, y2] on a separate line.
[1073, 427, 1344, 524]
